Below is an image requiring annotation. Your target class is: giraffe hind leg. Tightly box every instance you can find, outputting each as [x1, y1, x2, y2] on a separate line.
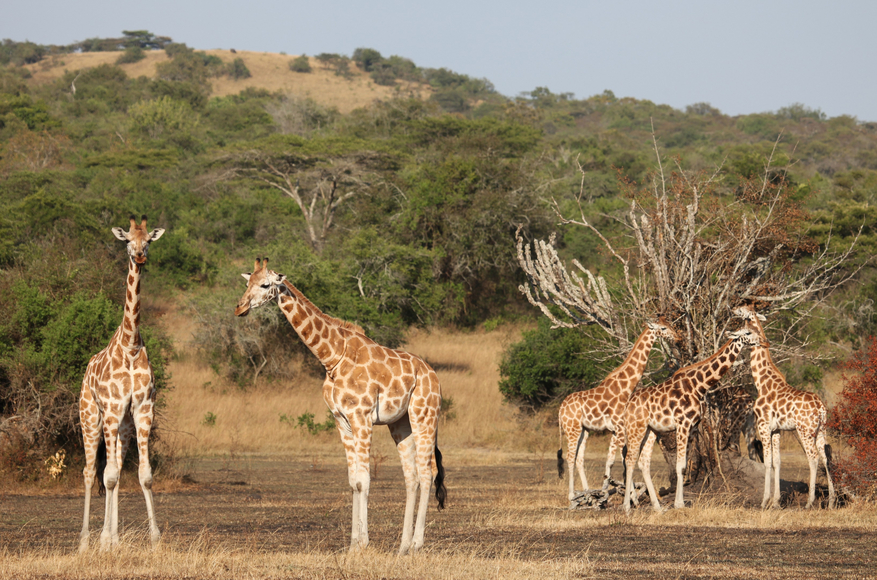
[389, 416, 418, 555]
[79, 406, 102, 553]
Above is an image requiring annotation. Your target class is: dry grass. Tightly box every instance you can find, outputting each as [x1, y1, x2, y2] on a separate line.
[24, 50, 431, 113]
[0, 531, 594, 580]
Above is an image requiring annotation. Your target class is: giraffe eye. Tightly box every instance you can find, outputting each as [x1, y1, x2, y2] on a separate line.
[260, 283, 270, 288]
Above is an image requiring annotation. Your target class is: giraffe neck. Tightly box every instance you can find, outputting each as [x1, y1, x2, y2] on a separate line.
[612, 326, 658, 397]
[749, 345, 784, 395]
[687, 338, 744, 397]
[276, 283, 346, 370]
[118, 258, 143, 350]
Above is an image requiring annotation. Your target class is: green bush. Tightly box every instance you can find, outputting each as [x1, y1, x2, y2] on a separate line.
[226, 58, 251, 80]
[289, 55, 311, 73]
[116, 46, 145, 64]
[498, 318, 607, 409]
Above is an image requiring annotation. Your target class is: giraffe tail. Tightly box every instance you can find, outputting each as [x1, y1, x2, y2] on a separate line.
[96, 436, 107, 496]
[434, 446, 446, 510]
[557, 421, 565, 479]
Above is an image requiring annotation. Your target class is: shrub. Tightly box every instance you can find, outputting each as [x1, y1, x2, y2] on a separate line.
[498, 318, 607, 410]
[828, 336, 877, 498]
[116, 46, 145, 65]
[289, 55, 311, 73]
[226, 58, 251, 80]
[352, 47, 383, 72]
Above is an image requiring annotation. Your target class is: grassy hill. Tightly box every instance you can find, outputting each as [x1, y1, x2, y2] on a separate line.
[22, 49, 431, 113]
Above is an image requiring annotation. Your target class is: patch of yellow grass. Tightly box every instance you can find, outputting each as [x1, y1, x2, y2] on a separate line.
[23, 50, 431, 114]
[0, 529, 594, 580]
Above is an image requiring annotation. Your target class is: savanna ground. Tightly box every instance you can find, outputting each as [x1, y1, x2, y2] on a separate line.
[2, 307, 875, 579]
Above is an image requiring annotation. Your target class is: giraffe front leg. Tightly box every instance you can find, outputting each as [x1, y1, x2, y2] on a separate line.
[132, 400, 161, 547]
[758, 424, 773, 509]
[603, 431, 623, 491]
[623, 424, 647, 514]
[337, 413, 372, 552]
[99, 416, 124, 550]
[79, 404, 101, 553]
[389, 416, 418, 555]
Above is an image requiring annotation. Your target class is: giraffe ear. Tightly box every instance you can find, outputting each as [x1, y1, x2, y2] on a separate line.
[275, 273, 287, 284]
[148, 228, 165, 242]
[241, 273, 252, 282]
[112, 227, 129, 241]
[756, 313, 767, 321]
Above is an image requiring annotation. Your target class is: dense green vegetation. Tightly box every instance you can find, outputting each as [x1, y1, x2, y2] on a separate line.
[1, 33, 876, 472]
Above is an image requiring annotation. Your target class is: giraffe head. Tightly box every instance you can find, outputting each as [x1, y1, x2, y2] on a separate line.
[111, 215, 164, 265]
[235, 257, 286, 317]
[727, 324, 767, 348]
[647, 319, 681, 343]
[732, 304, 767, 323]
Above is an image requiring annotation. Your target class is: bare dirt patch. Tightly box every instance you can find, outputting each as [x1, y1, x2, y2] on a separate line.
[1, 455, 874, 579]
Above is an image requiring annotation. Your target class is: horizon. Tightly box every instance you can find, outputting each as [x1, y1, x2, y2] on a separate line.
[4, 1, 877, 122]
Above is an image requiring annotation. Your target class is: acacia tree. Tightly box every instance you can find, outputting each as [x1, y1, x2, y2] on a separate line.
[517, 139, 860, 488]
[220, 137, 396, 252]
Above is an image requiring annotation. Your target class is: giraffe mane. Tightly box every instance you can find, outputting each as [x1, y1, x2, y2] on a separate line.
[281, 280, 366, 336]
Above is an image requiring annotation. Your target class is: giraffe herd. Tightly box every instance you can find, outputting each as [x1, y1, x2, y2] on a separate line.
[77, 218, 836, 555]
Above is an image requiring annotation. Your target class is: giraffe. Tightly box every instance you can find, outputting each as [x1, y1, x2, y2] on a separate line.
[734, 306, 837, 509]
[78, 215, 164, 552]
[557, 320, 679, 501]
[622, 325, 762, 513]
[234, 258, 446, 555]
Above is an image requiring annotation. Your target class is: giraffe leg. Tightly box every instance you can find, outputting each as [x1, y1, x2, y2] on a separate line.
[389, 416, 418, 555]
[409, 417, 437, 554]
[603, 431, 623, 491]
[798, 425, 821, 509]
[100, 417, 122, 550]
[770, 432, 782, 509]
[564, 423, 585, 501]
[337, 413, 372, 552]
[132, 399, 161, 547]
[673, 427, 690, 510]
[758, 424, 773, 509]
[575, 429, 590, 492]
[79, 398, 101, 553]
[623, 422, 648, 514]
[638, 431, 663, 512]
[816, 429, 836, 508]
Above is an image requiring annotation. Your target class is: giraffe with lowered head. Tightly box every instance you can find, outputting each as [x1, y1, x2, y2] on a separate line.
[734, 305, 836, 509]
[234, 258, 446, 554]
[557, 320, 679, 501]
[78, 215, 164, 551]
[622, 325, 762, 513]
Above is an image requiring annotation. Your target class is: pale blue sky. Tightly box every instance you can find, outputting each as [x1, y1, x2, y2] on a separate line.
[5, 1, 876, 120]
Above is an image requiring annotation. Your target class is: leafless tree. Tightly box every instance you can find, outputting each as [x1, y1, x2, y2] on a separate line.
[517, 135, 862, 487]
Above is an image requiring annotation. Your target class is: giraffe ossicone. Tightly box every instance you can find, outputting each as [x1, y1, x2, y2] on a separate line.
[79, 215, 164, 552]
[734, 305, 836, 509]
[557, 320, 680, 503]
[235, 257, 446, 555]
[622, 325, 762, 513]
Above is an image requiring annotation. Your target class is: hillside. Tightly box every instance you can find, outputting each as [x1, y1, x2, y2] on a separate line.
[22, 49, 431, 113]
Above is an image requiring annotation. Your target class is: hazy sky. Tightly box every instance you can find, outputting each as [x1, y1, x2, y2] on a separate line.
[6, 1, 876, 120]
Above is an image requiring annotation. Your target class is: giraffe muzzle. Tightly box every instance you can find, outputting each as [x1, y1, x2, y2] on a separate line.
[234, 302, 250, 317]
